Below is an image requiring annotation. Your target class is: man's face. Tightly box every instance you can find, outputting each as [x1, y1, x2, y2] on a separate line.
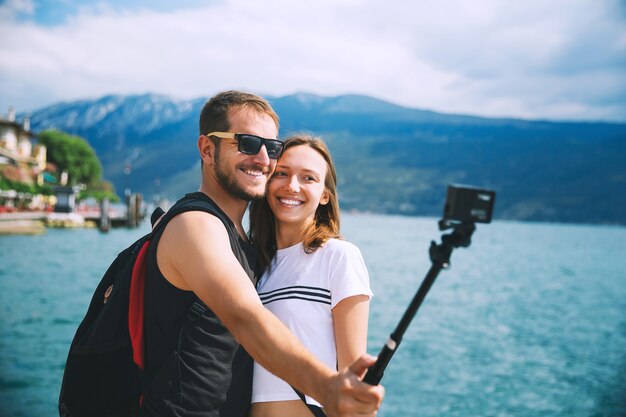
[213, 107, 278, 201]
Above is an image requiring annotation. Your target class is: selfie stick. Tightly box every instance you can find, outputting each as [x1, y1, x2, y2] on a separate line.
[363, 220, 476, 385]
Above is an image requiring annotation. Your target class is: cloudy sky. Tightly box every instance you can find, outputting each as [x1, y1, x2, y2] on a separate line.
[1, 0, 625, 122]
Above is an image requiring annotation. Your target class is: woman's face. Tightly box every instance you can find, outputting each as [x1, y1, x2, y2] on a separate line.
[266, 144, 329, 228]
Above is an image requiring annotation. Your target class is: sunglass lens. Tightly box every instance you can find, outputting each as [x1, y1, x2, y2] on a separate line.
[238, 135, 262, 155]
[237, 135, 283, 159]
[265, 141, 284, 159]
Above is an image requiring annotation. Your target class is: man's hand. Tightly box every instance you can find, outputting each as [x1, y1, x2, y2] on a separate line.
[322, 355, 385, 417]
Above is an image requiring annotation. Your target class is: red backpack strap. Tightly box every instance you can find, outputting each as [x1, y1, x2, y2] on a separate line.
[129, 240, 151, 370]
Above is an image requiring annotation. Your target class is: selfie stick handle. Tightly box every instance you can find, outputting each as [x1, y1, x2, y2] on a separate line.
[363, 221, 475, 386]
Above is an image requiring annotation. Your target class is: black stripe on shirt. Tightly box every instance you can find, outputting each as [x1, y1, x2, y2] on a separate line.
[259, 285, 331, 305]
[261, 294, 332, 306]
[259, 285, 330, 297]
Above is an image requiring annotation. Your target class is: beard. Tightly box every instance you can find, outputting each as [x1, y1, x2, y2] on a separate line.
[214, 147, 266, 201]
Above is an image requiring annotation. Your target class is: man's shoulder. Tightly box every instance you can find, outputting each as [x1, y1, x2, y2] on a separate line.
[164, 193, 226, 226]
[164, 210, 227, 235]
[170, 193, 221, 215]
[167, 192, 236, 228]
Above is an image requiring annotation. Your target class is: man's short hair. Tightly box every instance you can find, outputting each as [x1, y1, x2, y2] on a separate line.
[199, 90, 279, 136]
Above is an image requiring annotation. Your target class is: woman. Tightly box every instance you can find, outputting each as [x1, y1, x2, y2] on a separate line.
[248, 134, 372, 417]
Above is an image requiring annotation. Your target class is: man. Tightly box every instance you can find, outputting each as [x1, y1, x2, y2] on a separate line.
[139, 91, 384, 417]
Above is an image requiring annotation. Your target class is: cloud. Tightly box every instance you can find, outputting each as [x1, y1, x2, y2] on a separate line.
[0, 0, 35, 20]
[0, 0, 625, 121]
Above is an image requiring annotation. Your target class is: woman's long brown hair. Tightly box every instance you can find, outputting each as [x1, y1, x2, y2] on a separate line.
[249, 134, 341, 272]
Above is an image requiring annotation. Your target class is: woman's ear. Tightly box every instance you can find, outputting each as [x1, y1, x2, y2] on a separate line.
[319, 190, 330, 206]
[198, 135, 216, 166]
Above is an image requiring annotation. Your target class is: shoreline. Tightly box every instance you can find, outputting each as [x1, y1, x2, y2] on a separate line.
[0, 211, 96, 235]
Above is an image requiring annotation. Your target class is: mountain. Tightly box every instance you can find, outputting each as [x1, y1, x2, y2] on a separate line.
[24, 93, 626, 225]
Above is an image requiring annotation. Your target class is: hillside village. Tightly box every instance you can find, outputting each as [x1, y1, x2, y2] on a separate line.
[0, 107, 144, 233]
[0, 106, 56, 212]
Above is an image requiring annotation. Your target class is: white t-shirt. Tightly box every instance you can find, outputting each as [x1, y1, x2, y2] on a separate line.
[252, 238, 373, 406]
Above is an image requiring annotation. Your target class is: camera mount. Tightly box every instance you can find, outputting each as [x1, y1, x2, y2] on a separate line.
[431, 220, 476, 268]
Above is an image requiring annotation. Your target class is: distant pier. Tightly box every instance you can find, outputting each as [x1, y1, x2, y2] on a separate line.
[0, 193, 146, 235]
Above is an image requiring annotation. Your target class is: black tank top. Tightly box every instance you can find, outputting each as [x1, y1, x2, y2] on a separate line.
[140, 193, 258, 417]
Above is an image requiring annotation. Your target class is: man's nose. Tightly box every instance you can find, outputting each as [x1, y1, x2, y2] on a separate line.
[251, 144, 271, 166]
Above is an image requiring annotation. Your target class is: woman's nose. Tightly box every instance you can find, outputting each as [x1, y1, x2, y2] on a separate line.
[287, 175, 300, 193]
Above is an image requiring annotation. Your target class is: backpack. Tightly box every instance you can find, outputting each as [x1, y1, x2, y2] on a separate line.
[58, 195, 223, 417]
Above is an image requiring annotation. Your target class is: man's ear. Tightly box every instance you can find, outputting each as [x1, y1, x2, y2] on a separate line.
[198, 135, 215, 166]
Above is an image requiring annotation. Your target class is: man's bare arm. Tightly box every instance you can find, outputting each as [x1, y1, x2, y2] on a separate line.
[157, 212, 384, 416]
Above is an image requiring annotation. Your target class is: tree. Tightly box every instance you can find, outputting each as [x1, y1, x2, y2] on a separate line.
[38, 129, 102, 186]
[38, 129, 118, 202]
[79, 180, 119, 203]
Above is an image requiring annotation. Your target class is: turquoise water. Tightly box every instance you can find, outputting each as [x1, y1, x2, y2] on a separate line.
[1, 215, 625, 416]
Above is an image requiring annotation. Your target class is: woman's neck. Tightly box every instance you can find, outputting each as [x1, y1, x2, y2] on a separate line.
[274, 220, 311, 249]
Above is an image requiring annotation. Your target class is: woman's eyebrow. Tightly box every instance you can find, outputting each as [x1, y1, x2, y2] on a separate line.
[274, 165, 321, 176]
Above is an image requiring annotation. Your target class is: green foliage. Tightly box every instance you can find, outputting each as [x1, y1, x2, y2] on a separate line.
[0, 175, 53, 195]
[78, 180, 120, 203]
[38, 129, 102, 186]
[36, 129, 120, 202]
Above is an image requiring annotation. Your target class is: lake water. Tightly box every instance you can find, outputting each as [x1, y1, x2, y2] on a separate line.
[1, 214, 625, 417]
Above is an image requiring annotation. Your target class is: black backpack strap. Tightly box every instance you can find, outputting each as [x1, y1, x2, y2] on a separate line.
[150, 207, 165, 227]
[292, 387, 327, 417]
[150, 195, 221, 237]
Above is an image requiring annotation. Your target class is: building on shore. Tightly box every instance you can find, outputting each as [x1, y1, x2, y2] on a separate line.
[0, 106, 59, 213]
[0, 106, 47, 188]
[1, 107, 145, 232]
